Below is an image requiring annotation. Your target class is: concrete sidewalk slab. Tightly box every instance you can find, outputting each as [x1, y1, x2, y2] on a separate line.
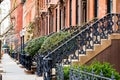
[0, 54, 43, 80]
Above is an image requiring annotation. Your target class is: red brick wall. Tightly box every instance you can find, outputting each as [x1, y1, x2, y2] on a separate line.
[16, 4, 23, 33]
[10, 0, 23, 45]
[23, 0, 35, 27]
[23, 0, 36, 40]
[98, 0, 107, 18]
[87, 39, 120, 73]
[116, 0, 120, 13]
[88, 0, 94, 20]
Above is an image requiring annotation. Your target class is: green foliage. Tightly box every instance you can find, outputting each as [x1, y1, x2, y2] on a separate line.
[39, 32, 70, 54]
[27, 22, 34, 34]
[25, 36, 47, 56]
[64, 66, 70, 80]
[85, 61, 120, 80]
[10, 49, 14, 56]
[63, 61, 120, 80]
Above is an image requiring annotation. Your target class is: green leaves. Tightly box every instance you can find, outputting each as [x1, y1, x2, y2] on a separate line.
[27, 22, 35, 34]
[39, 32, 70, 54]
[25, 31, 70, 56]
[64, 66, 70, 80]
[87, 61, 120, 79]
[25, 36, 47, 56]
[63, 61, 120, 80]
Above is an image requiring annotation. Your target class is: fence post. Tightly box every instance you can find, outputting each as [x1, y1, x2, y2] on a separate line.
[0, 74, 2, 80]
[36, 55, 44, 76]
[56, 64, 64, 80]
[111, 71, 115, 80]
[43, 58, 52, 80]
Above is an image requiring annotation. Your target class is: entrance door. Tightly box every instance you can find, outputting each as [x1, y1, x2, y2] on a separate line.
[81, 0, 87, 23]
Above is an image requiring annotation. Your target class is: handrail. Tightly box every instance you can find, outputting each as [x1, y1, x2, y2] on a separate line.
[43, 18, 98, 59]
[56, 64, 114, 80]
[71, 68, 113, 80]
[56, 64, 115, 80]
[37, 13, 120, 79]
[43, 13, 114, 59]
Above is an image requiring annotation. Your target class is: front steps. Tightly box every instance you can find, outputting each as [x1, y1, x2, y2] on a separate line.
[73, 33, 120, 65]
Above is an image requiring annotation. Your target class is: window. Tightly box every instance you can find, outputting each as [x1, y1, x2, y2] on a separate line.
[94, 0, 98, 17]
[56, 9, 57, 32]
[70, 0, 72, 25]
[46, 16, 48, 35]
[76, 0, 79, 25]
[82, 0, 87, 22]
[64, 7, 66, 27]
[42, 18, 45, 35]
[107, 0, 113, 13]
[60, 9, 61, 30]
[49, 15, 53, 33]
[60, 9, 64, 30]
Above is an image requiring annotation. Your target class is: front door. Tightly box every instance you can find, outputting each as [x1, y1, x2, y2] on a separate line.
[81, 0, 87, 23]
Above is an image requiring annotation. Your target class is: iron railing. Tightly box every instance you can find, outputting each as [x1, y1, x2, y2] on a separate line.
[56, 64, 115, 80]
[19, 53, 32, 70]
[36, 13, 120, 80]
[35, 18, 97, 77]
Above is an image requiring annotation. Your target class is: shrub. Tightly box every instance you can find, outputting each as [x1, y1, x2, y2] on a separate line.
[85, 61, 120, 80]
[39, 32, 70, 54]
[64, 66, 70, 80]
[25, 36, 47, 56]
[63, 61, 120, 80]
[9, 49, 14, 56]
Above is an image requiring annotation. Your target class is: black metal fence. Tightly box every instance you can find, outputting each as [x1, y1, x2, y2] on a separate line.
[11, 52, 18, 60]
[36, 13, 120, 80]
[56, 64, 115, 80]
[19, 53, 32, 70]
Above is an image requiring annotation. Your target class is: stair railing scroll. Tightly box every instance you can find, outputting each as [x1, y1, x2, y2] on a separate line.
[37, 13, 120, 80]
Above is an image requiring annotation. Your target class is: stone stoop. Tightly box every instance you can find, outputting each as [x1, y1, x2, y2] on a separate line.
[0, 64, 3, 80]
[72, 33, 120, 65]
[0, 62, 3, 73]
[24, 69, 34, 74]
[35, 75, 43, 80]
[0, 68, 3, 73]
[19, 64, 25, 68]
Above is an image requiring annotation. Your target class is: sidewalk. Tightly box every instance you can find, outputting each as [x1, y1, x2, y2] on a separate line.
[0, 54, 43, 80]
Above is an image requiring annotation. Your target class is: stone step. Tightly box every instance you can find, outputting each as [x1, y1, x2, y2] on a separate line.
[35, 75, 43, 80]
[0, 68, 3, 73]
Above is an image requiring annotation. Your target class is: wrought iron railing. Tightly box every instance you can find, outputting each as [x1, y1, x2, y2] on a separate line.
[11, 52, 18, 60]
[56, 64, 115, 80]
[36, 13, 120, 80]
[19, 53, 32, 70]
[69, 68, 115, 80]
[35, 19, 97, 77]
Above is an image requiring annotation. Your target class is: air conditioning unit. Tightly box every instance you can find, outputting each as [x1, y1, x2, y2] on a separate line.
[21, 0, 26, 4]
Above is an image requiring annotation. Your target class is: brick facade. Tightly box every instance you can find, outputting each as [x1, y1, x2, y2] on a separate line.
[23, 0, 36, 41]
[10, 0, 23, 49]
[10, 0, 120, 42]
[38, 0, 120, 36]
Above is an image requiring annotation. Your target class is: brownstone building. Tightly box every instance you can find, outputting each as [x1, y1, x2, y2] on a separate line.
[8, 0, 120, 43]
[9, 0, 23, 49]
[37, 0, 120, 37]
